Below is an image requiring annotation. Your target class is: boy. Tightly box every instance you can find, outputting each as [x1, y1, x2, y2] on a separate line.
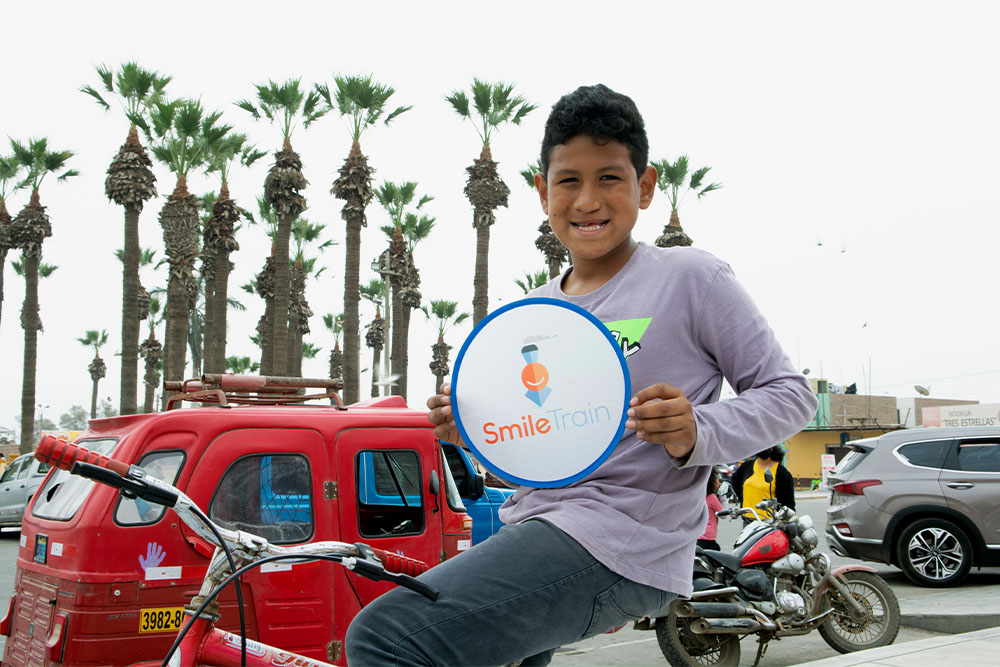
[345, 84, 817, 666]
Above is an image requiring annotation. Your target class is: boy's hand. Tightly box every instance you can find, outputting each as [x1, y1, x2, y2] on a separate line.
[625, 383, 697, 459]
[427, 383, 465, 446]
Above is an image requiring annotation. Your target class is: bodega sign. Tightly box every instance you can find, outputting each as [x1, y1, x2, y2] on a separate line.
[452, 298, 629, 488]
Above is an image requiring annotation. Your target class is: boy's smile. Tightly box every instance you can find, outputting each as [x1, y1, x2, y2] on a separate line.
[535, 136, 656, 293]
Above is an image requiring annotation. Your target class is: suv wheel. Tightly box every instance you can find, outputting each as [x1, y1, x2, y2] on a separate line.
[896, 518, 973, 587]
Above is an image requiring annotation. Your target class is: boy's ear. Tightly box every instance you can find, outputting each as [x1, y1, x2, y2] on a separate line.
[638, 165, 657, 210]
[534, 171, 549, 215]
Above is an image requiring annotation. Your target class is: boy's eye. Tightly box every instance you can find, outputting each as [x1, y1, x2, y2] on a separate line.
[557, 177, 578, 185]
[600, 174, 621, 181]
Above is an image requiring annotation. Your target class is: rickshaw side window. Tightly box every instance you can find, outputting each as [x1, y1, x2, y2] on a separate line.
[209, 454, 313, 544]
[115, 451, 186, 525]
[356, 450, 425, 538]
[32, 438, 118, 521]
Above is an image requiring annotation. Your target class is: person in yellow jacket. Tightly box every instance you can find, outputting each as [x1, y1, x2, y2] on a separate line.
[731, 445, 796, 517]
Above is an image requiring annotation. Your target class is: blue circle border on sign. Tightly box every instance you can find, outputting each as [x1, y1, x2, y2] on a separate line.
[450, 297, 631, 488]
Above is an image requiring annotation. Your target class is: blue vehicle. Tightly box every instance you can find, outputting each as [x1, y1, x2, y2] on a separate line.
[440, 442, 513, 545]
[342, 441, 512, 545]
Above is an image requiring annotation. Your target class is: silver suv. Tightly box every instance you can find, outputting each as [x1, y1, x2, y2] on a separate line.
[826, 426, 1000, 587]
[0, 453, 52, 527]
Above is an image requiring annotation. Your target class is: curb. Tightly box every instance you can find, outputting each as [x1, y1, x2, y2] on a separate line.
[900, 612, 1000, 635]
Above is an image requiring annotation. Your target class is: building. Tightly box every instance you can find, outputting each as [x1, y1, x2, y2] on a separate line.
[780, 380, 980, 487]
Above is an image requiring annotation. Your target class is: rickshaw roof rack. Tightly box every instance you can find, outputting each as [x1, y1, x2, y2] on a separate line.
[164, 374, 344, 410]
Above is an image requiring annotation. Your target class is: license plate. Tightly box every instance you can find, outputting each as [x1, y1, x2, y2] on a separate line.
[139, 607, 185, 633]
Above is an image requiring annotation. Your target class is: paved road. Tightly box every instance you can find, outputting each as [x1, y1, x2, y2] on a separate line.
[0, 499, 993, 665]
[548, 496, 990, 666]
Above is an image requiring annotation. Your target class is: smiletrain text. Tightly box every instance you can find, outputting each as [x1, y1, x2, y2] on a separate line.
[483, 404, 614, 444]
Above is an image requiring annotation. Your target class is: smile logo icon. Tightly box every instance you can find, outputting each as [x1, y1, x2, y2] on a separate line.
[521, 343, 552, 407]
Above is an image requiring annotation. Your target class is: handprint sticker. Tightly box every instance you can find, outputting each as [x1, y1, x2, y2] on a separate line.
[138, 542, 166, 572]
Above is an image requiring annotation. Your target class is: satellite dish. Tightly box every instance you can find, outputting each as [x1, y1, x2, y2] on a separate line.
[802, 368, 811, 376]
[914, 385, 930, 396]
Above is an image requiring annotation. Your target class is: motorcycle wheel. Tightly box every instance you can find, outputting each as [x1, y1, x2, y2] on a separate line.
[655, 610, 741, 667]
[817, 570, 900, 654]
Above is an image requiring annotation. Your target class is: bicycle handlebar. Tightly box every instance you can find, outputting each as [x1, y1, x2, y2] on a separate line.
[36, 434, 130, 476]
[36, 435, 438, 599]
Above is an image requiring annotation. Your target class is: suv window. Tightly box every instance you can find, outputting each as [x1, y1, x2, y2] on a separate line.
[32, 439, 118, 521]
[115, 450, 186, 525]
[1, 458, 25, 483]
[952, 439, 1000, 473]
[357, 450, 424, 538]
[834, 448, 870, 475]
[897, 440, 950, 468]
[210, 454, 313, 544]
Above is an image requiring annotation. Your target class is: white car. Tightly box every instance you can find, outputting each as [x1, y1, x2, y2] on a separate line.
[0, 453, 52, 527]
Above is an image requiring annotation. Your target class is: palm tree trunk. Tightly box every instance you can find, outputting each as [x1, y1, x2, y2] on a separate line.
[473, 223, 491, 324]
[19, 254, 39, 453]
[202, 266, 217, 373]
[333, 142, 373, 405]
[400, 306, 411, 401]
[120, 204, 141, 415]
[270, 218, 292, 376]
[0, 250, 6, 330]
[371, 345, 381, 397]
[90, 378, 99, 419]
[143, 358, 157, 413]
[259, 303, 273, 375]
[163, 272, 188, 394]
[210, 249, 231, 374]
[390, 287, 404, 397]
[343, 220, 362, 403]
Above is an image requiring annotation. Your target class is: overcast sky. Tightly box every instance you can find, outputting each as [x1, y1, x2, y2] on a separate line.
[2, 1, 998, 435]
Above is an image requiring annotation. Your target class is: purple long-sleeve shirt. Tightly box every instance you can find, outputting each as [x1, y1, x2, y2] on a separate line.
[498, 243, 817, 596]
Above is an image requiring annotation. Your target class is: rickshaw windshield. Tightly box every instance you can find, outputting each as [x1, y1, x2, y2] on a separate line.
[32, 438, 118, 521]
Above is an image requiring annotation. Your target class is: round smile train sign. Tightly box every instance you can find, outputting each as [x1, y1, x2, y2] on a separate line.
[451, 298, 630, 488]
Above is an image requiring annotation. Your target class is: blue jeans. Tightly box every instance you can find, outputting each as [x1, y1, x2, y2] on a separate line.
[345, 519, 675, 666]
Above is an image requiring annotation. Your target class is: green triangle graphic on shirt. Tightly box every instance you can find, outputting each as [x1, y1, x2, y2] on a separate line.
[603, 317, 651, 344]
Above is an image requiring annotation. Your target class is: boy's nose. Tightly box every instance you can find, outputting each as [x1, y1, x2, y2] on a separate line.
[573, 184, 601, 212]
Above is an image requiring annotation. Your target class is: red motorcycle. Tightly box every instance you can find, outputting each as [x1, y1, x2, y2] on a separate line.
[653, 479, 900, 666]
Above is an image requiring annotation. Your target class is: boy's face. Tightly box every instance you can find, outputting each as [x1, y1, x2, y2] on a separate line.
[535, 136, 656, 267]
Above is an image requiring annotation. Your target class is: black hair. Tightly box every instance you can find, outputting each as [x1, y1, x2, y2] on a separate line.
[539, 84, 649, 179]
[757, 446, 785, 464]
[706, 468, 720, 496]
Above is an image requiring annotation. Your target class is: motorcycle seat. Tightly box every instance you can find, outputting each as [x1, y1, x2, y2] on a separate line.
[698, 549, 743, 572]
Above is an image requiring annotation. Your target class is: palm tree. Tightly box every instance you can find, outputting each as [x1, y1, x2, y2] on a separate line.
[288, 218, 333, 377]
[446, 79, 536, 324]
[650, 156, 722, 248]
[139, 295, 164, 413]
[0, 154, 22, 332]
[237, 79, 323, 377]
[375, 181, 434, 399]
[145, 98, 230, 399]
[520, 160, 567, 278]
[82, 62, 169, 416]
[77, 330, 110, 418]
[8, 138, 76, 452]
[360, 279, 386, 398]
[319, 74, 411, 404]
[245, 197, 279, 374]
[202, 135, 264, 374]
[514, 269, 549, 294]
[421, 300, 470, 395]
[225, 354, 260, 375]
[322, 313, 345, 384]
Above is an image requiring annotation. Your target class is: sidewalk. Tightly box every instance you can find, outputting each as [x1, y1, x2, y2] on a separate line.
[795, 568, 1000, 665]
[795, 625, 1000, 666]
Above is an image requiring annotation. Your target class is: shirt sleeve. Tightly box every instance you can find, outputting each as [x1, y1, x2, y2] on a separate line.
[683, 263, 818, 468]
[707, 494, 724, 513]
